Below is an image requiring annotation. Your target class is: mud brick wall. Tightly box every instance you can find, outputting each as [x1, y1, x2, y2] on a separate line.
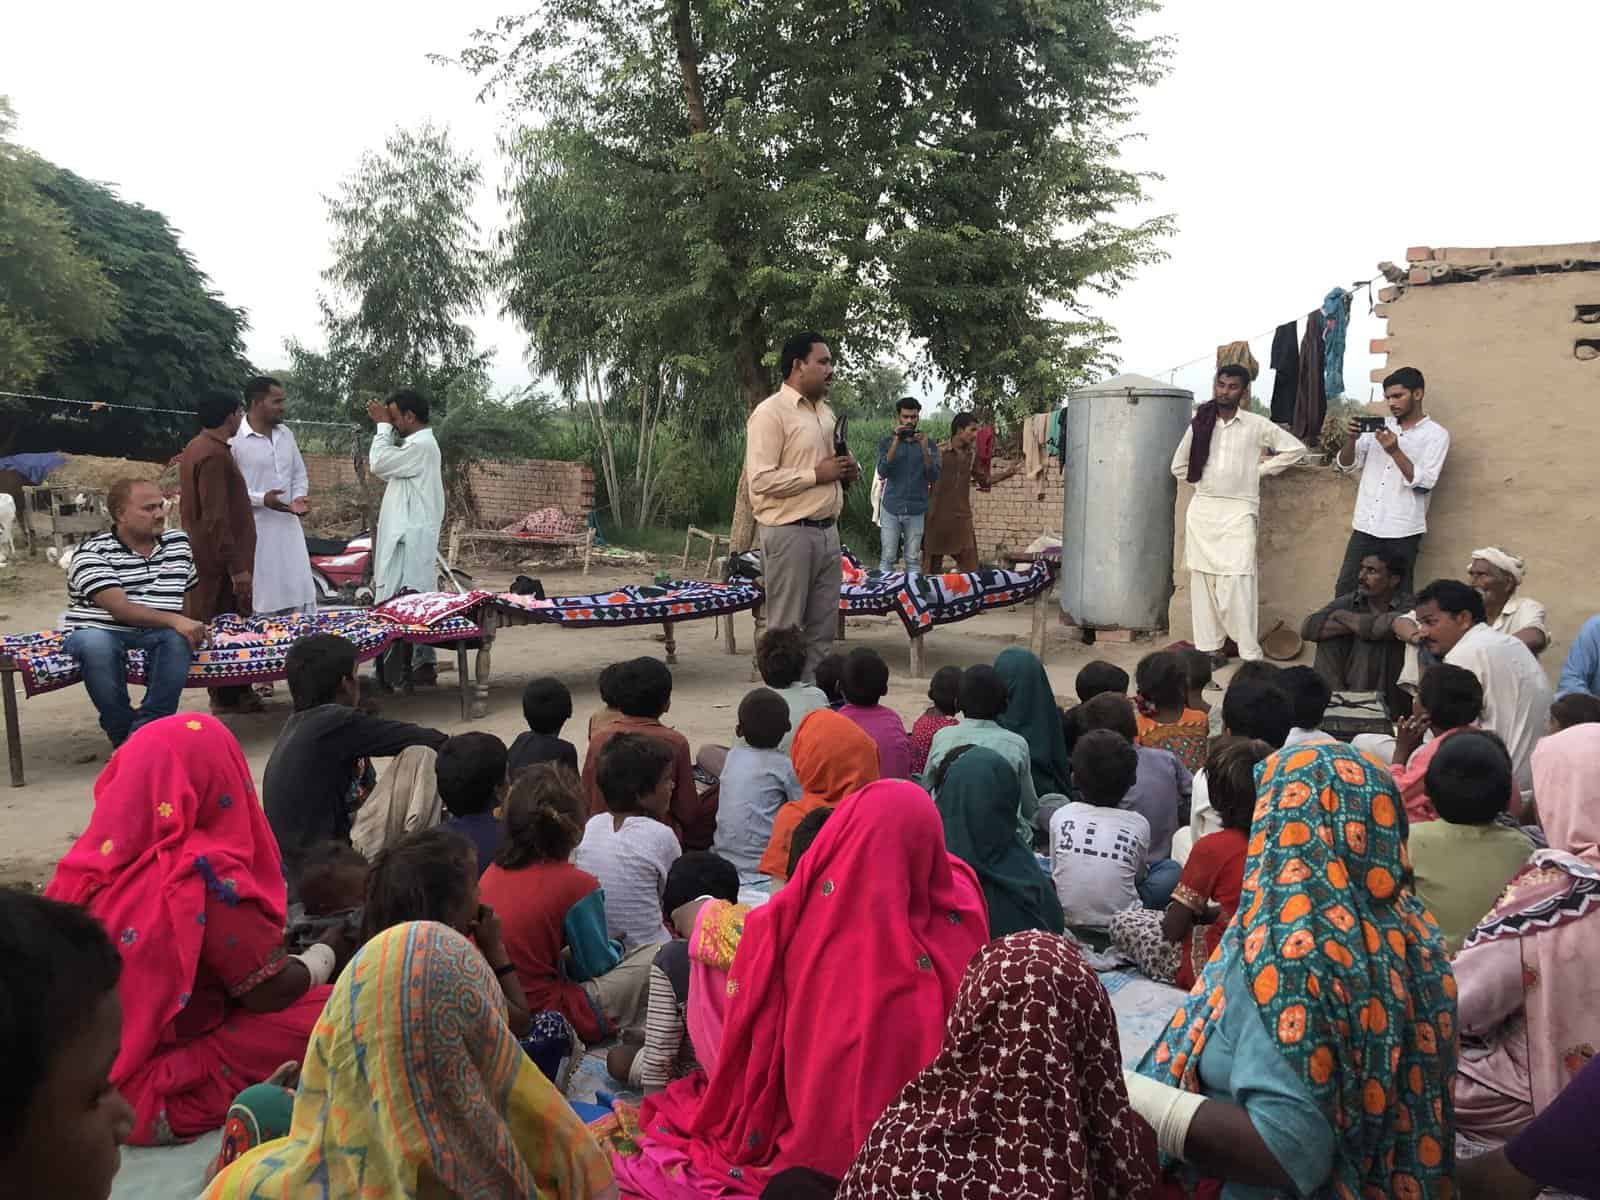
[302, 455, 595, 527]
[969, 457, 1064, 558]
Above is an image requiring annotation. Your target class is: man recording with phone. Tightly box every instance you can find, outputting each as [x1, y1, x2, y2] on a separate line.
[1332, 366, 1450, 597]
[875, 396, 940, 574]
[745, 331, 860, 679]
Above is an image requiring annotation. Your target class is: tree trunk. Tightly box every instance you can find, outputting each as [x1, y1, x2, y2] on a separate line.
[582, 358, 622, 528]
[728, 311, 770, 552]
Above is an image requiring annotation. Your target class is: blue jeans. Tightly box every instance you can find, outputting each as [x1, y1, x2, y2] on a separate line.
[63, 626, 193, 746]
[1138, 858, 1182, 909]
[879, 511, 925, 575]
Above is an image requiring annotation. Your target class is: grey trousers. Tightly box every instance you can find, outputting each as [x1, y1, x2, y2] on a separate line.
[759, 521, 842, 681]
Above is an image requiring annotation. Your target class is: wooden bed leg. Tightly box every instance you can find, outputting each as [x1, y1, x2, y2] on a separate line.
[1030, 586, 1050, 660]
[836, 610, 846, 642]
[662, 620, 678, 665]
[722, 611, 738, 656]
[471, 613, 495, 720]
[456, 642, 471, 722]
[749, 600, 766, 682]
[908, 633, 927, 680]
[2, 665, 22, 787]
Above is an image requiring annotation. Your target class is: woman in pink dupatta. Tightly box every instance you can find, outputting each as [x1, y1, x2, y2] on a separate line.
[44, 715, 335, 1144]
[614, 780, 989, 1198]
[1453, 721, 1600, 1140]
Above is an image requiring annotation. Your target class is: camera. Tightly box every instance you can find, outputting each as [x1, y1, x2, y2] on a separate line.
[896, 427, 918, 440]
[1352, 415, 1388, 434]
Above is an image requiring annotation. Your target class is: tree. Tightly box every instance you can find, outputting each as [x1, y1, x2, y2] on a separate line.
[0, 97, 118, 432]
[459, 0, 1168, 545]
[319, 123, 492, 403]
[27, 165, 252, 456]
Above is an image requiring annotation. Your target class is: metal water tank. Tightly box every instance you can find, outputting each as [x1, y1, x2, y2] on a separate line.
[1060, 373, 1194, 631]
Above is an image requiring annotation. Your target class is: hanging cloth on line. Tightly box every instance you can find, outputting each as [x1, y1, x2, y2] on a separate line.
[1215, 340, 1260, 379]
[1268, 321, 1299, 425]
[974, 425, 995, 492]
[1293, 310, 1326, 444]
[1321, 288, 1352, 399]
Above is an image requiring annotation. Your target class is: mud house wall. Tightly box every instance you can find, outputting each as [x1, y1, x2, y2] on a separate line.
[969, 457, 1065, 557]
[301, 455, 595, 529]
[1171, 262, 1600, 677]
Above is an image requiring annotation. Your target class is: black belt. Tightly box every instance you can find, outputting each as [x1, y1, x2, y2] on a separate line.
[784, 517, 835, 529]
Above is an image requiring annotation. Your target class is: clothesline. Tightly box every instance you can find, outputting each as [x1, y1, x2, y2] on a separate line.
[0, 389, 357, 429]
[1144, 273, 1384, 384]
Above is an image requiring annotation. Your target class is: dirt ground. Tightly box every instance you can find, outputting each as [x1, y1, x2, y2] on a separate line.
[0, 554, 1159, 889]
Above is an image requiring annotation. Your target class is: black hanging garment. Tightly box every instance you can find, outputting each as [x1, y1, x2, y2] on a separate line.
[1269, 321, 1299, 425]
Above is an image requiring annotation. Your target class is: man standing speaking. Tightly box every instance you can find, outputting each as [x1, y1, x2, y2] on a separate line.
[366, 389, 445, 686]
[745, 332, 859, 679]
[1169, 365, 1305, 665]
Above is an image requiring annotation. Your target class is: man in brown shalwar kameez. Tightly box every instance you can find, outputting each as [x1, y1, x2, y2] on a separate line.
[922, 413, 1015, 573]
[179, 389, 260, 713]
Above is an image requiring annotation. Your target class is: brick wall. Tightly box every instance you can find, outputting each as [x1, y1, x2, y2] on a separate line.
[970, 457, 1064, 558]
[302, 454, 595, 528]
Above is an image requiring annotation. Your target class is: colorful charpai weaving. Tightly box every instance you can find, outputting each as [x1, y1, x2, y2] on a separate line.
[489, 579, 762, 627]
[0, 607, 483, 698]
[838, 547, 1057, 636]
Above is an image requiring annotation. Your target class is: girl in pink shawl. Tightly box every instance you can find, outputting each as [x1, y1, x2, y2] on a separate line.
[1453, 721, 1600, 1139]
[613, 780, 989, 1197]
[44, 715, 339, 1144]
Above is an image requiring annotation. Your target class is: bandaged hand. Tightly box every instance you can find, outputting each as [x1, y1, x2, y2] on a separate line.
[1123, 1070, 1207, 1160]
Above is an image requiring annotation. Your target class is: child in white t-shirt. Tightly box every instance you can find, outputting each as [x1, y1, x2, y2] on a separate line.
[1049, 728, 1148, 931]
[574, 732, 683, 951]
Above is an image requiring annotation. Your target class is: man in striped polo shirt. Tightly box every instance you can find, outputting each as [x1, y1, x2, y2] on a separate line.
[61, 479, 206, 746]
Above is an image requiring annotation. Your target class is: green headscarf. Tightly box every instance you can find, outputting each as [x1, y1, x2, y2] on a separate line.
[993, 647, 1072, 797]
[935, 748, 1064, 938]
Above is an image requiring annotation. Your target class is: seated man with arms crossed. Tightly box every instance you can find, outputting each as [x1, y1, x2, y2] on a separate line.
[1300, 551, 1411, 718]
[61, 478, 206, 747]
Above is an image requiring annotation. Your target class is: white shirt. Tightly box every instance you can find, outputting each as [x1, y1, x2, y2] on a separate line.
[1049, 802, 1149, 929]
[572, 814, 682, 951]
[1445, 623, 1554, 804]
[1170, 410, 1306, 575]
[1336, 415, 1449, 538]
[369, 426, 446, 600]
[1169, 409, 1307, 506]
[230, 421, 317, 613]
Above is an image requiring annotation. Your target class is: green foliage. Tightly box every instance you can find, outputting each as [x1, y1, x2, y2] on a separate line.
[0, 98, 117, 406]
[30, 164, 254, 455]
[319, 123, 492, 402]
[459, 0, 1169, 433]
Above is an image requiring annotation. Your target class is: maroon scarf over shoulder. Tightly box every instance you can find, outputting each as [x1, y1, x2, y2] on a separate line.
[1185, 400, 1220, 482]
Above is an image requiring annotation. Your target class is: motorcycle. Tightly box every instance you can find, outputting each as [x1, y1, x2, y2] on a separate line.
[306, 531, 473, 607]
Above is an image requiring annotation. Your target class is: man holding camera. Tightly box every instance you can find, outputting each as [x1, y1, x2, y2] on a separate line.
[1332, 366, 1450, 598]
[875, 396, 940, 574]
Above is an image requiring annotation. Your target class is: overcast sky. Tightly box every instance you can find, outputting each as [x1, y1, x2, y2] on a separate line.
[7, 1, 1597, 408]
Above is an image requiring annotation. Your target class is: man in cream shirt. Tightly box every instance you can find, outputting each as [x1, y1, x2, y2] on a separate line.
[1170, 366, 1306, 664]
[744, 332, 859, 679]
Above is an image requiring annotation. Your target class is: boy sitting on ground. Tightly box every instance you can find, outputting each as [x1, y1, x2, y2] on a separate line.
[437, 731, 510, 875]
[1061, 659, 1129, 768]
[924, 664, 1038, 848]
[1549, 692, 1600, 734]
[1410, 729, 1536, 954]
[606, 851, 741, 1092]
[575, 733, 684, 952]
[1049, 729, 1147, 936]
[750, 626, 830, 753]
[1077, 692, 1191, 908]
[836, 647, 913, 778]
[587, 661, 624, 738]
[581, 656, 710, 849]
[1175, 673, 1294, 862]
[910, 665, 962, 778]
[813, 652, 847, 708]
[509, 676, 579, 777]
[1108, 738, 1271, 988]
[288, 841, 369, 952]
[1280, 666, 1336, 746]
[712, 689, 802, 887]
[1391, 664, 1517, 823]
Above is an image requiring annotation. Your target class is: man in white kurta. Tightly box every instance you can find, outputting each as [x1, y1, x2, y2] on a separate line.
[231, 376, 318, 615]
[366, 391, 446, 673]
[1169, 367, 1306, 662]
